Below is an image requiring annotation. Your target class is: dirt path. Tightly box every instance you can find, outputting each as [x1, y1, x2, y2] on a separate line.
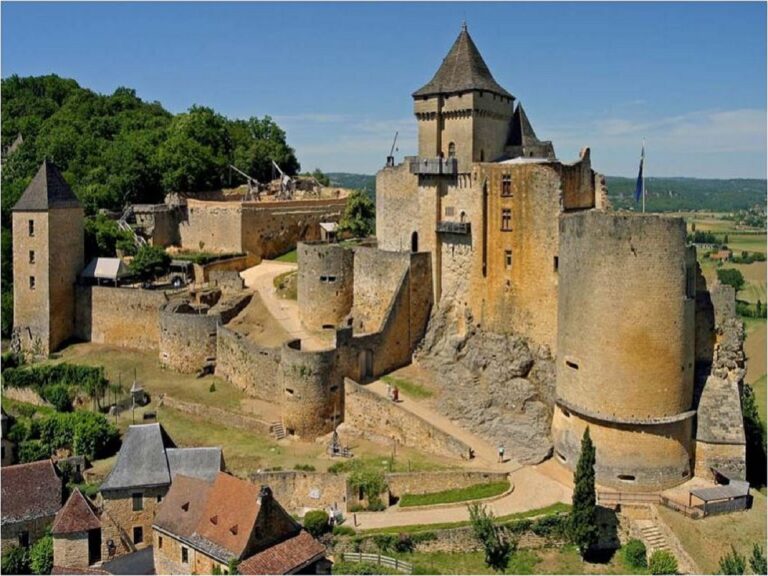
[239, 260, 327, 350]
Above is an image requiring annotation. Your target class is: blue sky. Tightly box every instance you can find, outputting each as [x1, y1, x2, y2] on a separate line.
[2, 2, 766, 178]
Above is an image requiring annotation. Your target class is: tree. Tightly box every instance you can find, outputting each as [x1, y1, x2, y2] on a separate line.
[741, 383, 767, 488]
[718, 545, 746, 575]
[717, 268, 745, 292]
[227, 558, 239, 575]
[750, 544, 767, 575]
[302, 168, 330, 186]
[29, 534, 53, 575]
[623, 539, 648, 569]
[130, 245, 171, 282]
[649, 550, 678, 575]
[569, 427, 598, 557]
[303, 510, 330, 538]
[1, 545, 30, 575]
[338, 190, 375, 238]
[468, 503, 513, 572]
[84, 214, 135, 259]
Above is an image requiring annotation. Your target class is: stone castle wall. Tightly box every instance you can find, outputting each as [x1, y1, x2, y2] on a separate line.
[298, 243, 354, 331]
[159, 304, 220, 373]
[178, 201, 243, 254]
[215, 326, 280, 401]
[192, 254, 254, 284]
[75, 286, 167, 351]
[351, 248, 411, 333]
[248, 471, 350, 514]
[375, 163, 422, 254]
[385, 470, 508, 498]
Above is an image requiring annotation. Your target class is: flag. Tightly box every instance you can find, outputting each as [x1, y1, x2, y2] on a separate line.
[634, 144, 645, 203]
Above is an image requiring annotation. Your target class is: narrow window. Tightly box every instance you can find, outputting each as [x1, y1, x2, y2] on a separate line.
[504, 250, 513, 270]
[28, 219, 34, 237]
[553, 256, 559, 272]
[132, 526, 143, 544]
[480, 149, 485, 162]
[158, 536, 163, 549]
[29, 250, 35, 264]
[132, 492, 143, 511]
[29, 276, 35, 290]
[157, 495, 163, 503]
[326, 275, 337, 283]
[445, 206, 455, 217]
[181, 546, 189, 564]
[565, 360, 579, 370]
[501, 209, 512, 231]
[556, 450, 567, 463]
[285, 388, 294, 396]
[618, 474, 636, 483]
[501, 175, 512, 197]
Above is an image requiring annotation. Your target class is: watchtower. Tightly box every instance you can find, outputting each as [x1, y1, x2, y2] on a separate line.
[12, 160, 84, 356]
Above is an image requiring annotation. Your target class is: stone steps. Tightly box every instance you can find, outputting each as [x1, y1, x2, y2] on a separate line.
[638, 522, 672, 554]
[271, 421, 287, 440]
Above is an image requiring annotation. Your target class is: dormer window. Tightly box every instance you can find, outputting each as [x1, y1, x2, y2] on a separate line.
[229, 524, 238, 535]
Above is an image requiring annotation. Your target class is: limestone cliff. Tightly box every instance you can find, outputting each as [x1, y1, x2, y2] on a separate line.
[416, 306, 555, 464]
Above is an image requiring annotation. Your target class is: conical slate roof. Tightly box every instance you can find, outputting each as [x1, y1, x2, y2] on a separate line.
[12, 160, 80, 212]
[413, 24, 513, 99]
[507, 103, 540, 146]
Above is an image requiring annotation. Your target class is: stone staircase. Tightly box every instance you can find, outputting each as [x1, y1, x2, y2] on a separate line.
[636, 520, 672, 555]
[271, 421, 287, 440]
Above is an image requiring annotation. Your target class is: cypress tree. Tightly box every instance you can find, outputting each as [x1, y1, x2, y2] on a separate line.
[569, 427, 598, 557]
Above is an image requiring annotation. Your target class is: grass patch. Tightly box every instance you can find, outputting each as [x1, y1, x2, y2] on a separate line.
[361, 502, 571, 535]
[275, 250, 298, 263]
[381, 375, 432, 399]
[753, 374, 767, 426]
[273, 270, 297, 300]
[399, 481, 510, 507]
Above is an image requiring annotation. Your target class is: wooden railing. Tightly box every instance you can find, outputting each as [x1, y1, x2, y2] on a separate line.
[598, 491, 706, 519]
[340, 552, 413, 573]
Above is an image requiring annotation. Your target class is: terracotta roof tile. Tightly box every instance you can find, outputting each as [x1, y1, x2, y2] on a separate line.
[52, 489, 101, 535]
[153, 474, 213, 539]
[1, 459, 62, 524]
[238, 531, 326, 575]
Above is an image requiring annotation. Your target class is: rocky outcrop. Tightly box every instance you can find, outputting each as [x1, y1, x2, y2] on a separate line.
[416, 307, 555, 464]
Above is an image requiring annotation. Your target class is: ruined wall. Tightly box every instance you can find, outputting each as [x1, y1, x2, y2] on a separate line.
[133, 205, 180, 247]
[710, 282, 737, 327]
[297, 243, 354, 331]
[0, 516, 54, 554]
[159, 303, 220, 373]
[552, 406, 693, 491]
[178, 200, 243, 254]
[240, 199, 347, 260]
[375, 162, 422, 253]
[209, 270, 245, 291]
[215, 326, 280, 401]
[385, 471, 508, 498]
[279, 340, 344, 438]
[248, 471, 350, 514]
[344, 378, 472, 460]
[192, 255, 254, 284]
[75, 286, 166, 351]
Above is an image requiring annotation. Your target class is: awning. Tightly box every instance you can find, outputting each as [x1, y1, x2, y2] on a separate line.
[81, 257, 131, 281]
[320, 222, 338, 233]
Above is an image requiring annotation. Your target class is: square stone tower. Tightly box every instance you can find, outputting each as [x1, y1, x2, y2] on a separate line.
[12, 160, 84, 356]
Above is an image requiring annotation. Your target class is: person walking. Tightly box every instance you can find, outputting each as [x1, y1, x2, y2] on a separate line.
[498, 444, 505, 463]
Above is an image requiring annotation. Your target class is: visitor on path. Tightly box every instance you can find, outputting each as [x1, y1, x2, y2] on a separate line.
[392, 386, 399, 402]
[386, 382, 392, 400]
[498, 444, 505, 463]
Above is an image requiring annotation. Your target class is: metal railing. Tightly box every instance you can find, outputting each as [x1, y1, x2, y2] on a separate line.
[436, 221, 471, 235]
[408, 157, 458, 176]
[340, 552, 413, 574]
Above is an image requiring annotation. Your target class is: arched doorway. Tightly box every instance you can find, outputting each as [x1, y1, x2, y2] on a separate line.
[411, 231, 419, 253]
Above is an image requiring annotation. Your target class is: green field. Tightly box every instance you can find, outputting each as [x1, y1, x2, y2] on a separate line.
[275, 249, 298, 263]
[398, 481, 510, 507]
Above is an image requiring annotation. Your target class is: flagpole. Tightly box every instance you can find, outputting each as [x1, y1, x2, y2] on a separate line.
[642, 139, 646, 213]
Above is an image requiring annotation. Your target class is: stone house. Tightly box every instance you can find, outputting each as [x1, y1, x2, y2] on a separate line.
[152, 472, 327, 575]
[1, 459, 63, 553]
[98, 423, 222, 561]
[51, 489, 103, 572]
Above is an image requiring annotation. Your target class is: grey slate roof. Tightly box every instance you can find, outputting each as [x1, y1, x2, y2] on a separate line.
[690, 480, 750, 502]
[413, 24, 513, 99]
[13, 160, 81, 212]
[508, 104, 540, 146]
[167, 447, 223, 482]
[100, 423, 223, 492]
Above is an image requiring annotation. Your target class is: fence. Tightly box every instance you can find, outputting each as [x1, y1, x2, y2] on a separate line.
[598, 491, 706, 519]
[340, 552, 413, 574]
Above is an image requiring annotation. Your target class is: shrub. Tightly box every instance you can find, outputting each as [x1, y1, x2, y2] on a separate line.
[750, 544, 767, 575]
[1, 351, 21, 371]
[18, 411, 119, 462]
[649, 550, 678, 575]
[331, 561, 397, 575]
[29, 534, 53, 575]
[42, 384, 72, 412]
[294, 463, 316, 471]
[19, 439, 51, 463]
[394, 533, 414, 553]
[623, 538, 648, 568]
[332, 525, 355, 537]
[209, 383, 216, 392]
[130, 245, 171, 281]
[530, 514, 568, 539]
[373, 534, 397, 552]
[718, 545, 746, 575]
[1, 546, 30, 574]
[469, 503, 514, 572]
[303, 510, 329, 538]
[717, 268, 745, 292]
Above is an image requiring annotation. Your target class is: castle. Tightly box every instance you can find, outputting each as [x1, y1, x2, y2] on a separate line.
[11, 24, 747, 492]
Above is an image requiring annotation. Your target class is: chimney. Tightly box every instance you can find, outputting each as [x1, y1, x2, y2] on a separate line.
[258, 485, 272, 506]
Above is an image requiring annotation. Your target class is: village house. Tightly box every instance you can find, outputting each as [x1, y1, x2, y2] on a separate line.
[51, 489, 104, 572]
[1, 459, 63, 553]
[153, 472, 328, 575]
[97, 423, 223, 561]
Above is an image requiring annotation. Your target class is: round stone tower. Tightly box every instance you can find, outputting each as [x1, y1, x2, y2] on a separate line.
[297, 243, 354, 331]
[551, 212, 696, 491]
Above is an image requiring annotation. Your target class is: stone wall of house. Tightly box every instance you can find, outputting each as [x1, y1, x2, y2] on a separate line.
[0, 516, 54, 554]
[248, 471, 350, 514]
[53, 532, 89, 570]
[215, 326, 280, 401]
[75, 286, 167, 351]
[152, 530, 225, 576]
[344, 378, 471, 460]
[100, 486, 166, 560]
[159, 303, 220, 373]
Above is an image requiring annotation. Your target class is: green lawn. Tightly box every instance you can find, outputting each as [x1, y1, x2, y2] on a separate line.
[381, 375, 432, 399]
[399, 481, 510, 507]
[753, 374, 767, 426]
[275, 249, 298, 263]
[273, 270, 297, 299]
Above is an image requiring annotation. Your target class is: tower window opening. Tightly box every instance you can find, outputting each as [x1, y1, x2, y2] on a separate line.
[29, 251, 35, 264]
[618, 474, 636, 483]
[501, 209, 512, 231]
[29, 276, 36, 290]
[501, 175, 512, 197]
[505, 250, 513, 269]
[448, 142, 456, 158]
[480, 149, 485, 162]
[28, 219, 34, 237]
[565, 360, 579, 370]
[556, 450, 567, 463]
[554, 256, 559, 272]
[445, 206, 455, 217]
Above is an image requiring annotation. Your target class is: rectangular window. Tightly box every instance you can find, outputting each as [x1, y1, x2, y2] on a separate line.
[157, 495, 163, 503]
[501, 209, 512, 231]
[132, 492, 143, 511]
[29, 251, 35, 264]
[28, 220, 34, 237]
[29, 276, 35, 290]
[501, 175, 512, 197]
[505, 250, 513, 269]
[158, 536, 163, 549]
[565, 360, 579, 370]
[181, 547, 189, 564]
[445, 206, 455, 217]
[553, 256, 559, 272]
[132, 526, 143, 544]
